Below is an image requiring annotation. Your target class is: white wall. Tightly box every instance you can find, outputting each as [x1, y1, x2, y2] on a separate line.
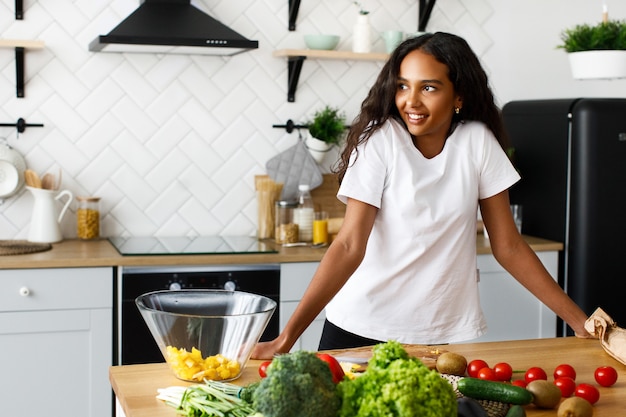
[0, 0, 624, 240]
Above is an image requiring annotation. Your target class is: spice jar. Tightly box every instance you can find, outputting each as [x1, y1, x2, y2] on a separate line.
[275, 200, 299, 244]
[76, 196, 100, 240]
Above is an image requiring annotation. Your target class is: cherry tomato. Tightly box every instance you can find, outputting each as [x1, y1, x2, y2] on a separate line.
[594, 366, 618, 387]
[554, 376, 576, 397]
[554, 364, 577, 381]
[493, 362, 513, 381]
[525, 366, 548, 383]
[575, 383, 600, 404]
[511, 379, 528, 388]
[258, 360, 272, 378]
[316, 353, 345, 384]
[468, 359, 489, 378]
[477, 367, 498, 381]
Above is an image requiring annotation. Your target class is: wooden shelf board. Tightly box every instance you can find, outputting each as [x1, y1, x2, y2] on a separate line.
[0, 39, 45, 49]
[273, 48, 389, 61]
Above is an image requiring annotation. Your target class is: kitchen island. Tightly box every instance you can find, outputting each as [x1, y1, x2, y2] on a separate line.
[110, 337, 625, 417]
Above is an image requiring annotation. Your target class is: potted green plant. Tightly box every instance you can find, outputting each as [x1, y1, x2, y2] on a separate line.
[306, 106, 346, 163]
[558, 19, 626, 79]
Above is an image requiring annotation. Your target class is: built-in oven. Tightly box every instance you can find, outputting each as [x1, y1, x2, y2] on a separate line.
[116, 264, 280, 365]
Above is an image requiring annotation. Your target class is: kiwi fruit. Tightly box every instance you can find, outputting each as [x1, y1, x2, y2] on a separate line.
[526, 380, 562, 409]
[435, 352, 468, 376]
[557, 396, 593, 417]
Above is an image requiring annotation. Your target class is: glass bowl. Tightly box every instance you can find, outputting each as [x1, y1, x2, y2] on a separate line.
[136, 289, 276, 382]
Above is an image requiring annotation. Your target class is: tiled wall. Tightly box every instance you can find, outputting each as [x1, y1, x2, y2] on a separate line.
[1, 0, 625, 240]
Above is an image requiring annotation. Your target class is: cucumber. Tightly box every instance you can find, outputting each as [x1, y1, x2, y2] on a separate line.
[457, 377, 533, 405]
[505, 404, 527, 417]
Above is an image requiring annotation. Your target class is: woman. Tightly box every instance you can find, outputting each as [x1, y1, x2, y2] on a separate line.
[252, 32, 590, 359]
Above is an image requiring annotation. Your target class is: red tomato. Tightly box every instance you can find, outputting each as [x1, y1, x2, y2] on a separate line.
[575, 383, 600, 404]
[316, 353, 345, 384]
[477, 367, 498, 381]
[511, 379, 528, 388]
[594, 366, 618, 387]
[525, 367, 548, 383]
[554, 376, 576, 397]
[554, 364, 577, 381]
[258, 360, 272, 378]
[493, 362, 513, 381]
[468, 359, 489, 378]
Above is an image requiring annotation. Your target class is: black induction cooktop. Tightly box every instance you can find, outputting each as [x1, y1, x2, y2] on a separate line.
[108, 236, 278, 256]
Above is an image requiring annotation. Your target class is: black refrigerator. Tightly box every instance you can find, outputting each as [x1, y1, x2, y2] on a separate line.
[503, 98, 626, 336]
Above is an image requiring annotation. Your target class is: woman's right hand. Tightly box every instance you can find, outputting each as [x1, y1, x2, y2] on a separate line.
[250, 337, 292, 360]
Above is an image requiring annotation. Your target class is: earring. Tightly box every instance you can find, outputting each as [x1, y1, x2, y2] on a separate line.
[454, 107, 460, 114]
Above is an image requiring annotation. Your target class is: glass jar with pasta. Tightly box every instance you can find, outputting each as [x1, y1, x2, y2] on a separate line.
[76, 196, 100, 240]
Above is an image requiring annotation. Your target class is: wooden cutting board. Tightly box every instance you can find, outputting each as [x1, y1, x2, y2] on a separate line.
[321, 343, 447, 369]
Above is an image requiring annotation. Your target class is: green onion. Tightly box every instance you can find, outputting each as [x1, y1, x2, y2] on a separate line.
[157, 381, 256, 417]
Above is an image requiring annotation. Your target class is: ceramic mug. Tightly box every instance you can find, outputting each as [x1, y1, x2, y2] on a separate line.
[382, 30, 404, 53]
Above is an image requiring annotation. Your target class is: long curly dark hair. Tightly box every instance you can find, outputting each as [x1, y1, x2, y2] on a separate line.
[334, 32, 509, 183]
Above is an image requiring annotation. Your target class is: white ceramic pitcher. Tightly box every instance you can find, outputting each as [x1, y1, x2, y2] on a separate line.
[26, 186, 73, 243]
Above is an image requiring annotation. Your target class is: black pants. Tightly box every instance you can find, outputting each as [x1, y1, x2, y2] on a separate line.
[318, 319, 384, 351]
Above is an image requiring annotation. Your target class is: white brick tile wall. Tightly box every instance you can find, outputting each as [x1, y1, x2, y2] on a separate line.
[2, 0, 626, 240]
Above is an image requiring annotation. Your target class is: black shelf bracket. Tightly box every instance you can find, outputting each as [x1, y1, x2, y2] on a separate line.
[288, 0, 301, 31]
[0, 118, 44, 133]
[418, 0, 436, 32]
[287, 56, 306, 102]
[15, 0, 23, 20]
[15, 47, 25, 97]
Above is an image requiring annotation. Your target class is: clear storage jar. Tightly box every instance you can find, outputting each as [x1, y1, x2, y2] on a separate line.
[275, 200, 299, 244]
[76, 196, 100, 239]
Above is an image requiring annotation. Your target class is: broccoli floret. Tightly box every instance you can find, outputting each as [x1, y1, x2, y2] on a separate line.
[250, 350, 340, 417]
[338, 341, 457, 417]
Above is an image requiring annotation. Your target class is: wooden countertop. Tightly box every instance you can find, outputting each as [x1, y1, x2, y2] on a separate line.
[110, 337, 624, 417]
[0, 236, 562, 269]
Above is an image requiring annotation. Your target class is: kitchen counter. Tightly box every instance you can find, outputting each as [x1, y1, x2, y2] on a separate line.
[0, 235, 562, 269]
[110, 337, 625, 417]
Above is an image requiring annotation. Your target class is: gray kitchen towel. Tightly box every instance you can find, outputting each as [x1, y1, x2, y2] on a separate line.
[266, 139, 323, 200]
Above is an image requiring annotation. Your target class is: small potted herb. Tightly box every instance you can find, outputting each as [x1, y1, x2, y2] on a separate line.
[558, 19, 626, 79]
[306, 105, 346, 163]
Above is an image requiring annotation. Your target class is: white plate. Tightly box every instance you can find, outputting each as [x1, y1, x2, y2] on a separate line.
[0, 160, 19, 195]
[0, 143, 26, 198]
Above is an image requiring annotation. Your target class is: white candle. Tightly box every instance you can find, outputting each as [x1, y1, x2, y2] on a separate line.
[602, 2, 608, 22]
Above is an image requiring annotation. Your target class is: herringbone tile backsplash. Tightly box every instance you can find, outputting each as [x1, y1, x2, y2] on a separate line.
[2, 0, 621, 240]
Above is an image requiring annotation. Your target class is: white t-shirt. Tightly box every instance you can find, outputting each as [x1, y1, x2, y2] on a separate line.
[326, 119, 521, 344]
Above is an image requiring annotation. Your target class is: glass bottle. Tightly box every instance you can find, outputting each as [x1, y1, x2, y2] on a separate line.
[76, 196, 100, 240]
[293, 184, 315, 242]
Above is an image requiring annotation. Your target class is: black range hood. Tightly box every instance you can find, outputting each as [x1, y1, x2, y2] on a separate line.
[89, 0, 259, 56]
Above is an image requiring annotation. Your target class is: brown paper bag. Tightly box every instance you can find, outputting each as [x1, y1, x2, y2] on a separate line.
[584, 307, 626, 365]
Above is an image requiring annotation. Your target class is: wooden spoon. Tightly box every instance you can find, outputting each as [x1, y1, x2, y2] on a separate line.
[41, 173, 55, 190]
[24, 169, 42, 188]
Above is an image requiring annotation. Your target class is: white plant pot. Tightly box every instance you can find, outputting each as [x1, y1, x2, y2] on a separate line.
[568, 50, 626, 80]
[306, 136, 333, 164]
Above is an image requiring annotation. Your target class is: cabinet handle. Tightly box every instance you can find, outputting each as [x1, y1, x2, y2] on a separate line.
[19, 286, 30, 296]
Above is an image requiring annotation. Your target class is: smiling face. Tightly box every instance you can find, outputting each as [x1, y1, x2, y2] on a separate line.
[395, 49, 463, 158]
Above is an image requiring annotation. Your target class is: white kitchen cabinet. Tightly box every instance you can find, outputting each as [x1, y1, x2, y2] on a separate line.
[0, 267, 113, 417]
[280, 262, 324, 351]
[473, 251, 559, 342]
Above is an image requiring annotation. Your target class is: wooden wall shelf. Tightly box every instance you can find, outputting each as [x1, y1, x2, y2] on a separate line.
[278, 0, 436, 100]
[0, 39, 45, 98]
[273, 49, 389, 102]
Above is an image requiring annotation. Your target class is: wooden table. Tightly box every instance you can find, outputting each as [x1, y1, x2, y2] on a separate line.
[110, 337, 625, 417]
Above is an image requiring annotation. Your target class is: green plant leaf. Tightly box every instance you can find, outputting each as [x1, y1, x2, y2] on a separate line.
[558, 20, 626, 52]
[307, 106, 346, 145]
